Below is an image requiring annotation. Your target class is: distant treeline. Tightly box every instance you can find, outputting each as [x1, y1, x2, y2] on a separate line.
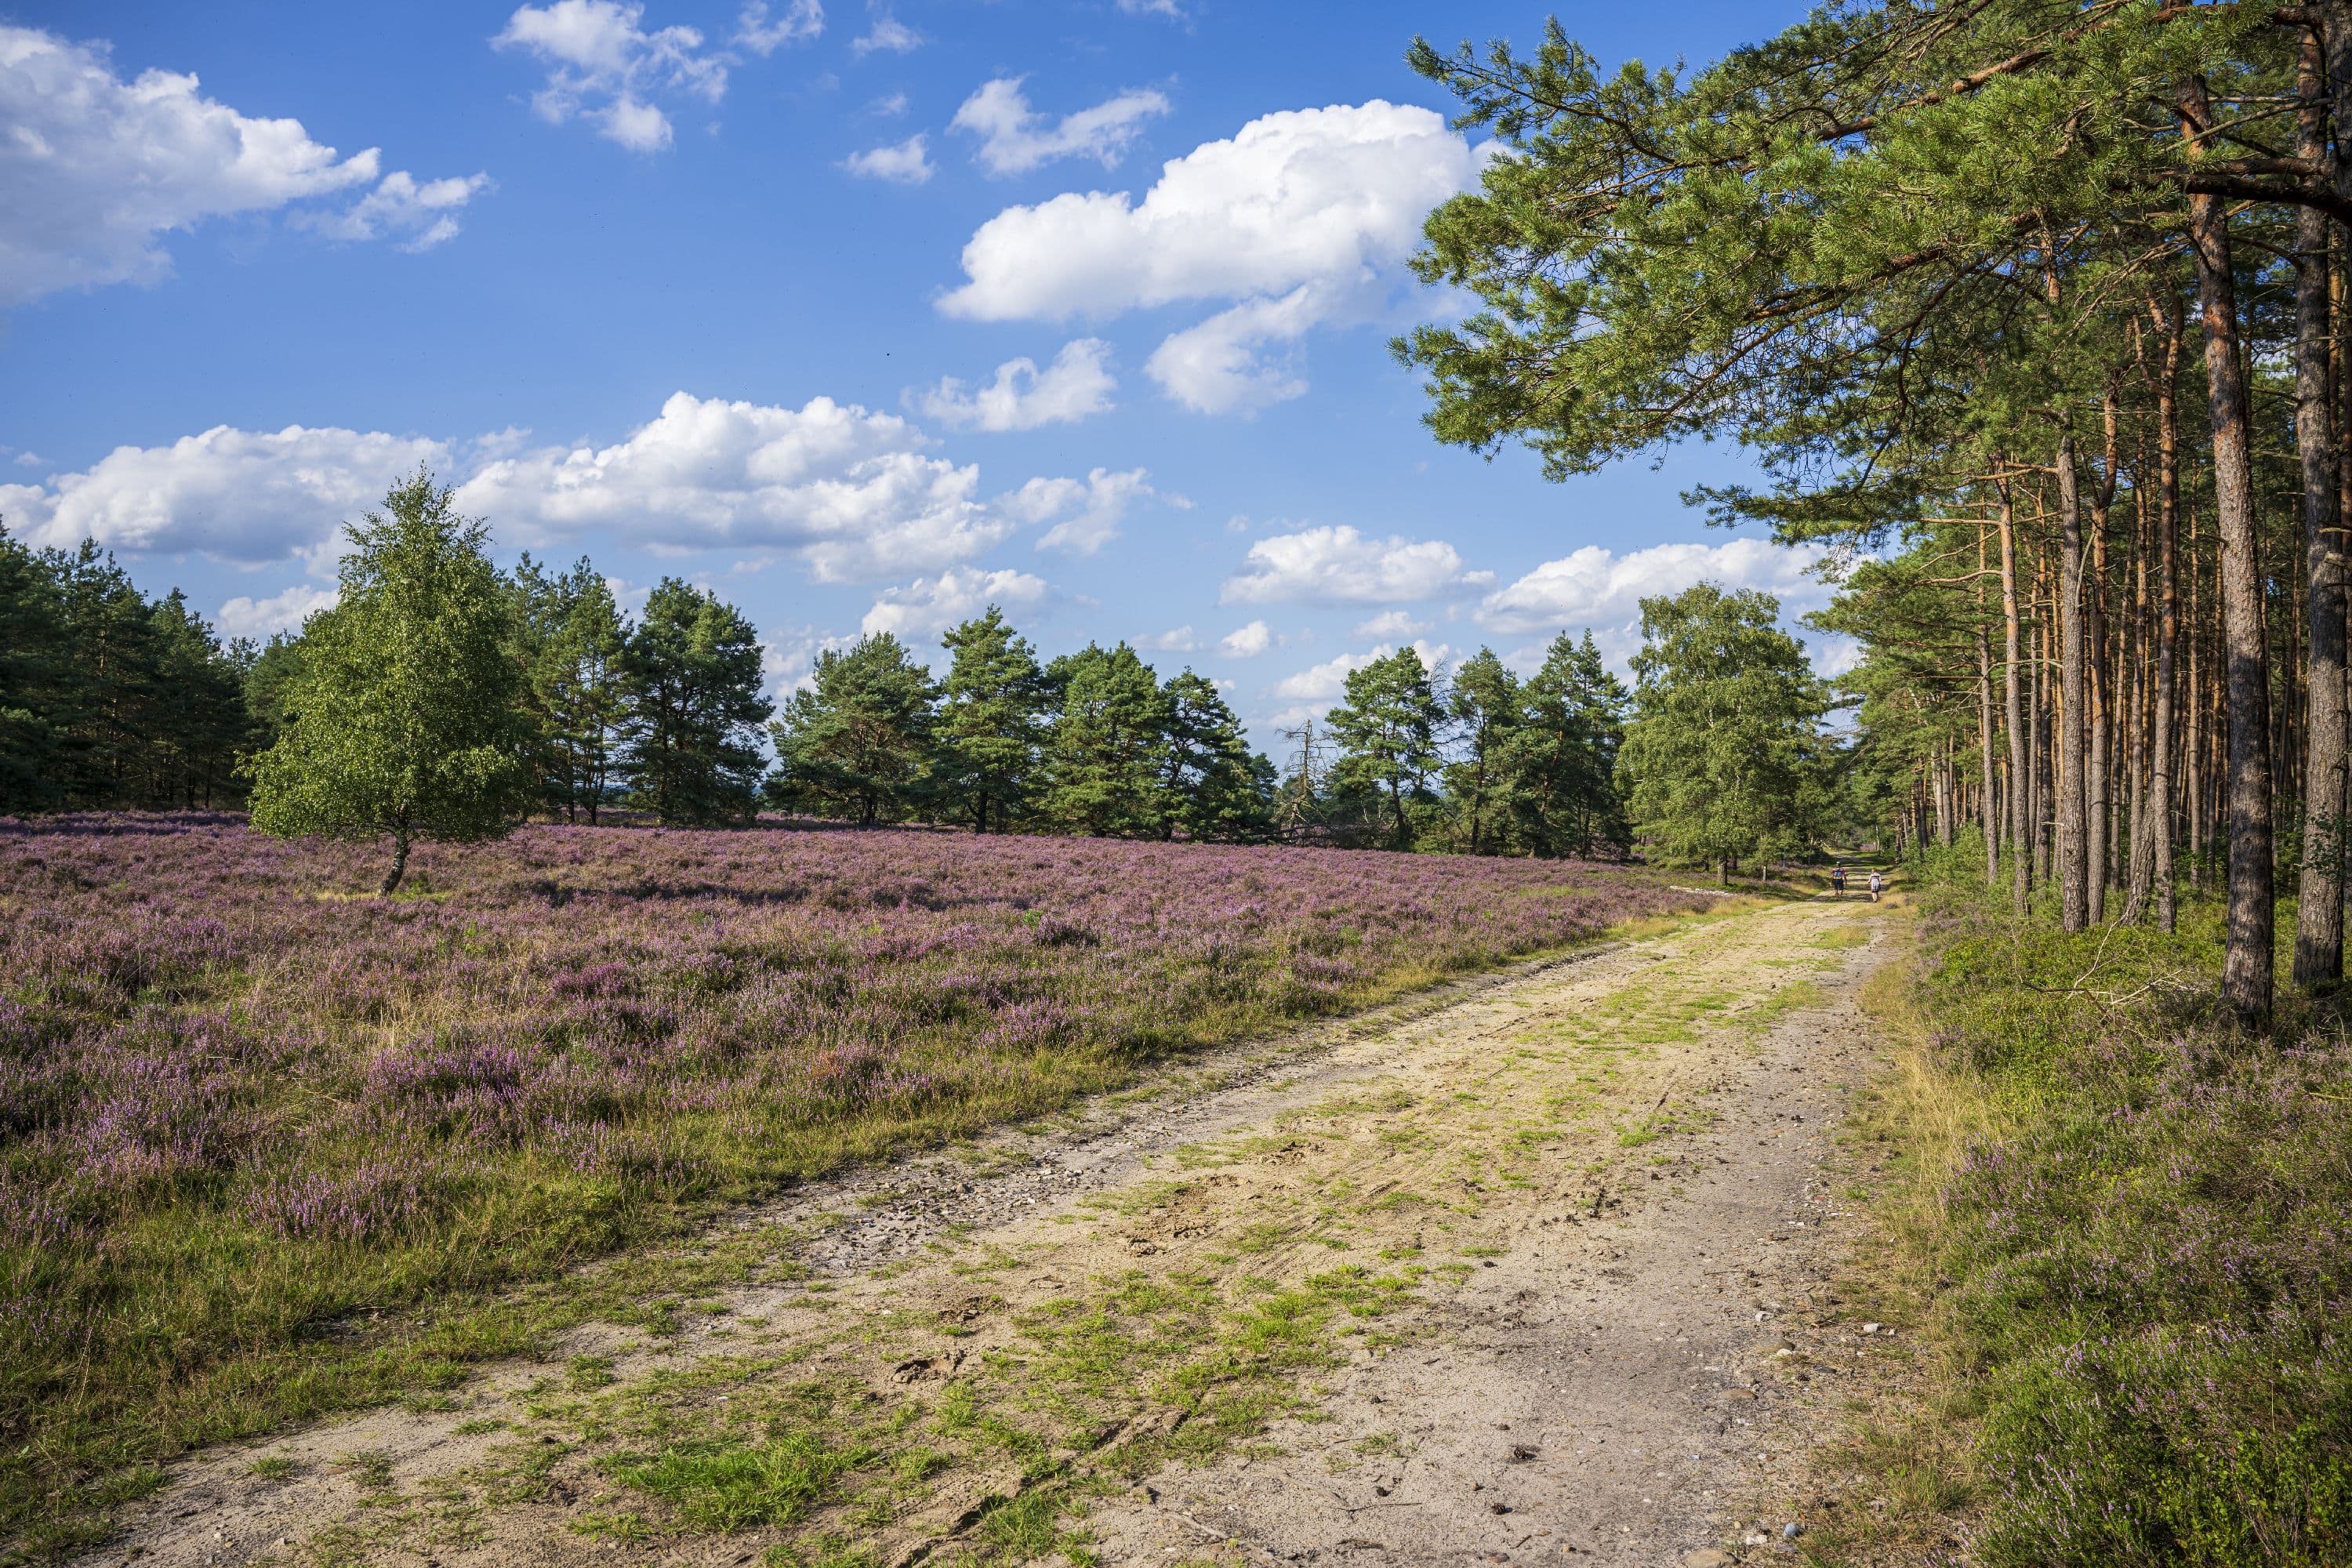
[771, 620, 1632, 856]
[0, 535, 252, 812]
[0, 505, 1632, 858]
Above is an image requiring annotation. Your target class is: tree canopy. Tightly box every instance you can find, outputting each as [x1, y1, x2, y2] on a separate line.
[245, 473, 532, 893]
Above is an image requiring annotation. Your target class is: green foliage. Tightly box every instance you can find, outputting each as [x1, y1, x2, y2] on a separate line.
[622, 579, 772, 826]
[1908, 875, 2352, 1566]
[767, 632, 935, 826]
[1440, 648, 1519, 855]
[1327, 646, 1443, 850]
[1618, 584, 1827, 875]
[512, 555, 631, 824]
[0, 523, 252, 814]
[245, 472, 532, 891]
[1501, 631, 1628, 858]
[240, 633, 307, 758]
[1155, 670, 1269, 842]
[935, 606, 1048, 833]
[1041, 642, 1171, 837]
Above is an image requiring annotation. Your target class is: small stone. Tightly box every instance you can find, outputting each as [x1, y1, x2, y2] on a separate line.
[1489, 1501, 1511, 1515]
[1861, 1322, 1882, 1335]
[1783, 1522, 1803, 1539]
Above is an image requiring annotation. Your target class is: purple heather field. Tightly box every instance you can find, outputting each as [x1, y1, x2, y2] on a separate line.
[0, 813, 1698, 1378]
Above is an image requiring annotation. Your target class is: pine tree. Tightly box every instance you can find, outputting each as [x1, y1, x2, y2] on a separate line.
[1327, 646, 1443, 851]
[935, 607, 1048, 833]
[517, 559, 630, 824]
[767, 632, 936, 825]
[1506, 632, 1629, 858]
[1155, 670, 1269, 841]
[1442, 648, 1520, 855]
[0, 522, 68, 811]
[145, 590, 246, 808]
[1042, 643, 1170, 837]
[622, 579, 772, 826]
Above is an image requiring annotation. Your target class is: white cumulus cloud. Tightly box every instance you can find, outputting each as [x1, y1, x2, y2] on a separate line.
[0, 24, 490, 305]
[1271, 641, 1450, 702]
[1135, 626, 1199, 653]
[454, 390, 1014, 582]
[862, 565, 1051, 641]
[0, 425, 452, 567]
[938, 100, 1478, 410]
[1145, 283, 1324, 415]
[1219, 620, 1275, 658]
[1476, 538, 1835, 637]
[4, 393, 1130, 590]
[997, 466, 1154, 556]
[762, 624, 855, 695]
[1353, 609, 1428, 640]
[918, 339, 1116, 432]
[1222, 524, 1490, 606]
[217, 583, 340, 641]
[950, 78, 1171, 176]
[842, 133, 932, 183]
[493, 0, 731, 153]
[941, 100, 1472, 321]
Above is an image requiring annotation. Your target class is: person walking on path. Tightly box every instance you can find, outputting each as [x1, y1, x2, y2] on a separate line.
[1830, 864, 1846, 899]
[1868, 869, 1882, 902]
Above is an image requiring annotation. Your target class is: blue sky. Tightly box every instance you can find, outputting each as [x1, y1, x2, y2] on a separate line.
[0, 0, 1845, 744]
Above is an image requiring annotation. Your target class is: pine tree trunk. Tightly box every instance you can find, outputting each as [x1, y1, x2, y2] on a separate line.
[2032, 566, 2051, 889]
[2296, 36, 2347, 992]
[2056, 436, 2091, 931]
[2185, 79, 2276, 1029]
[2090, 512, 2114, 919]
[2127, 295, 2183, 931]
[1998, 485, 2031, 915]
[2186, 499, 2207, 887]
[2155, 360, 2183, 934]
[1978, 528, 2002, 888]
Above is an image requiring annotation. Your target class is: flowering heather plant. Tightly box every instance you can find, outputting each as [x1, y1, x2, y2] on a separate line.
[1914, 884, 2352, 1567]
[0, 811, 1693, 1546]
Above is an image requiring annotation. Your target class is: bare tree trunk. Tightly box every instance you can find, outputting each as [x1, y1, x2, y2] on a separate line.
[2055, 435, 2091, 931]
[2033, 555, 2053, 889]
[2296, 39, 2348, 990]
[2136, 460, 2154, 912]
[2155, 318, 2183, 934]
[2187, 498, 2207, 887]
[1998, 481, 2031, 915]
[1979, 528, 2002, 887]
[2186, 75, 2276, 1029]
[2127, 297, 2183, 930]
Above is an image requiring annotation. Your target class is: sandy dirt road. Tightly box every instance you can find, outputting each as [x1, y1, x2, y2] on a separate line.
[89, 894, 1894, 1568]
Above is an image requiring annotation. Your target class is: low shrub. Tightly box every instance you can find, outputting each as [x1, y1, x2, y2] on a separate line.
[1901, 876, 2352, 1566]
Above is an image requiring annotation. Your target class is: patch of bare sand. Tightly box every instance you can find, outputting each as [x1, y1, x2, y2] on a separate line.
[83, 897, 1893, 1568]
